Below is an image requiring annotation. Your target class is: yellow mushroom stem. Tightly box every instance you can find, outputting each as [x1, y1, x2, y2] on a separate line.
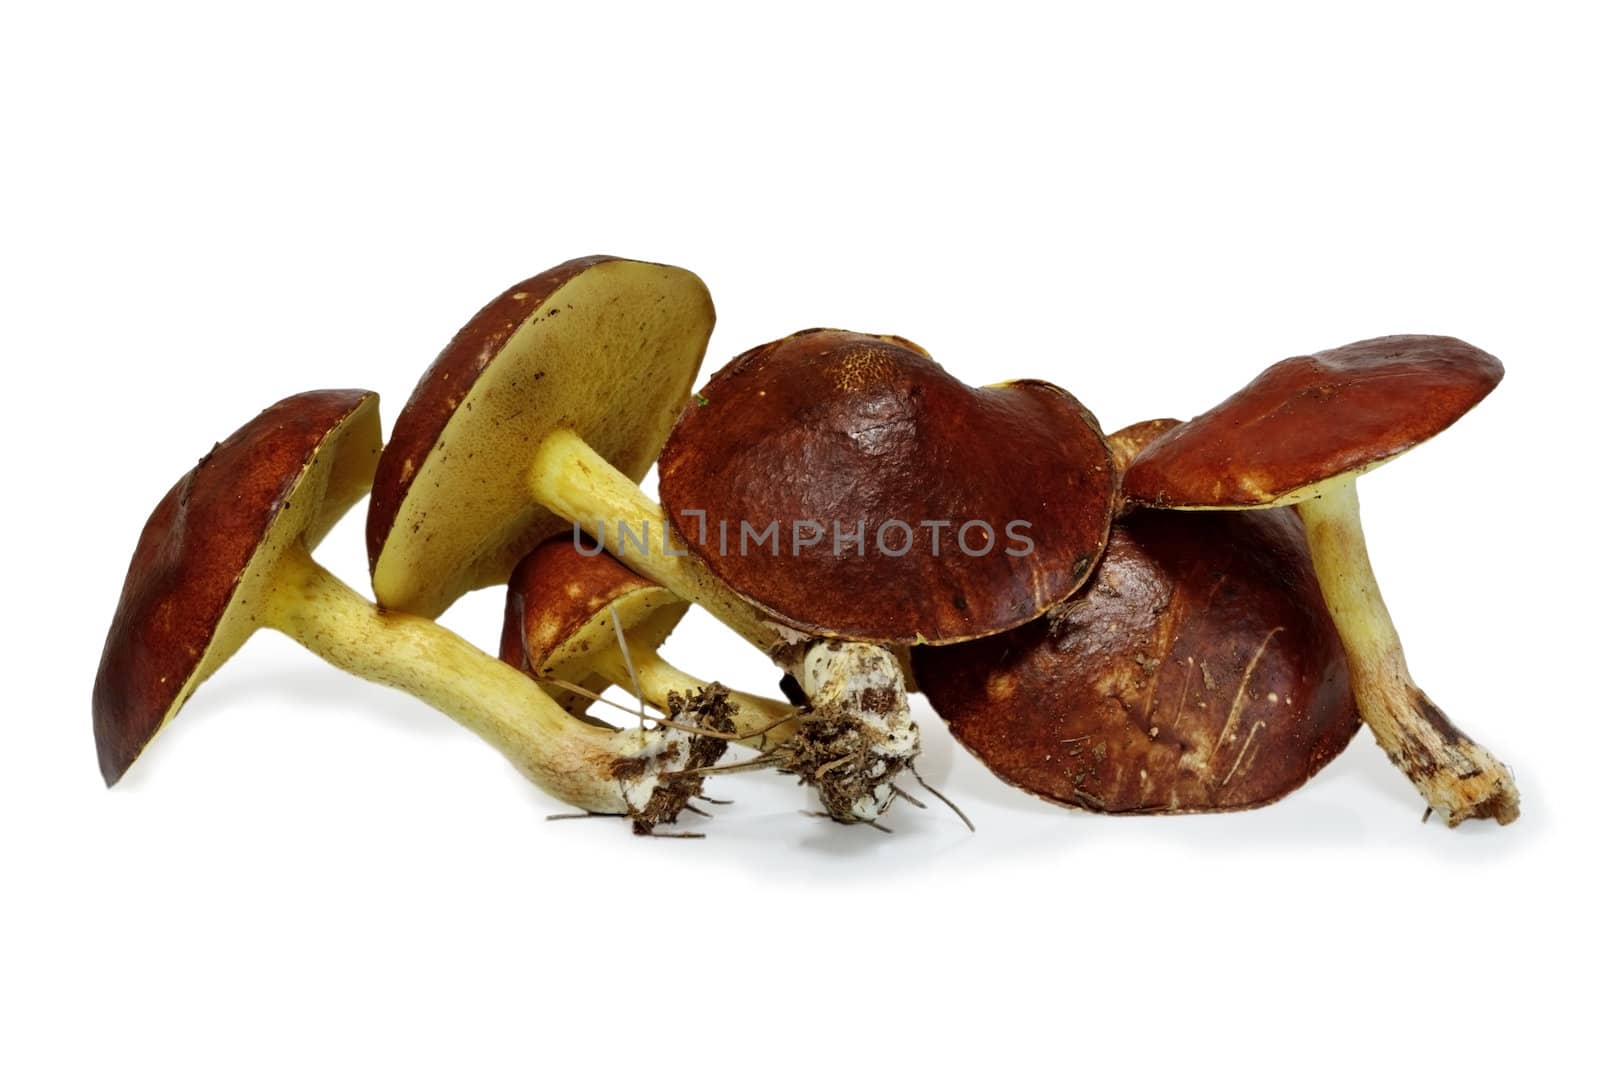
[581, 641, 800, 751]
[265, 541, 721, 818]
[530, 428, 920, 683]
[1296, 476, 1519, 825]
[531, 429, 803, 655]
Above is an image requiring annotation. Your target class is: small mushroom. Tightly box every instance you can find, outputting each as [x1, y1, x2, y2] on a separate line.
[655, 328, 1118, 820]
[93, 390, 730, 832]
[501, 536, 798, 750]
[1121, 335, 1518, 825]
[913, 420, 1360, 814]
[366, 259, 927, 825]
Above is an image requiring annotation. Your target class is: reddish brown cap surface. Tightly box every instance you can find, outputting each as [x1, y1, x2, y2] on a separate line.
[1107, 418, 1182, 478]
[913, 509, 1359, 813]
[93, 391, 382, 785]
[657, 329, 1115, 644]
[1121, 335, 1504, 508]
[501, 537, 687, 716]
[368, 256, 713, 618]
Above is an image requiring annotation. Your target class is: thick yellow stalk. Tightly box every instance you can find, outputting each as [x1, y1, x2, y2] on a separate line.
[529, 428, 810, 661]
[264, 542, 696, 815]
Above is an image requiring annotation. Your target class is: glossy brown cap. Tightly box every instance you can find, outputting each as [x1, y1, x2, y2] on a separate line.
[1122, 335, 1504, 508]
[657, 329, 1116, 644]
[501, 537, 688, 716]
[93, 390, 382, 785]
[1107, 418, 1183, 478]
[913, 509, 1359, 813]
[368, 256, 714, 619]
[1108, 417, 1184, 520]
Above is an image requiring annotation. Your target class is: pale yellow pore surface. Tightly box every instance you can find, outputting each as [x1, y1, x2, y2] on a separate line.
[157, 395, 383, 738]
[372, 261, 713, 619]
[529, 583, 797, 749]
[1297, 476, 1518, 824]
[535, 585, 686, 675]
[266, 543, 675, 814]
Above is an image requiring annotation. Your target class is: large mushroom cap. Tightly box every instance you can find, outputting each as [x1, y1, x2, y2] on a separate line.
[912, 508, 1359, 813]
[367, 256, 714, 618]
[500, 537, 688, 717]
[93, 390, 382, 785]
[1121, 335, 1504, 508]
[657, 329, 1115, 644]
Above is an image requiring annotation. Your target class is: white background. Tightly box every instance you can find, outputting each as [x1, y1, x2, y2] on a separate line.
[4, 3, 1594, 1063]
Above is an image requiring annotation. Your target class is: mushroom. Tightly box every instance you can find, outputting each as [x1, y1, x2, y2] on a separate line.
[365, 258, 930, 824]
[1120, 335, 1518, 825]
[93, 390, 732, 832]
[912, 419, 1360, 813]
[654, 328, 1118, 819]
[500, 536, 798, 750]
[658, 329, 1116, 643]
[1105, 417, 1183, 489]
[365, 256, 713, 620]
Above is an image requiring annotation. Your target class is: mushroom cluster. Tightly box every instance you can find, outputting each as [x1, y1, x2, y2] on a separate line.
[94, 257, 1520, 835]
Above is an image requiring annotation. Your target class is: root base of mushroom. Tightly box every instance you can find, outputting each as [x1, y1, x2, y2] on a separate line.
[781, 641, 920, 823]
[621, 685, 736, 834]
[1372, 683, 1519, 827]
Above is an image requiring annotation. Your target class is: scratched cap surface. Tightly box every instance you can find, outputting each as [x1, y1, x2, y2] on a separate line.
[913, 507, 1359, 813]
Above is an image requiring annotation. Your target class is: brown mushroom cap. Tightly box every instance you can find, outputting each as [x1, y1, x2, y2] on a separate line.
[93, 390, 382, 785]
[500, 537, 688, 717]
[912, 508, 1359, 813]
[1121, 335, 1503, 508]
[1107, 418, 1183, 478]
[657, 329, 1116, 644]
[367, 256, 714, 619]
